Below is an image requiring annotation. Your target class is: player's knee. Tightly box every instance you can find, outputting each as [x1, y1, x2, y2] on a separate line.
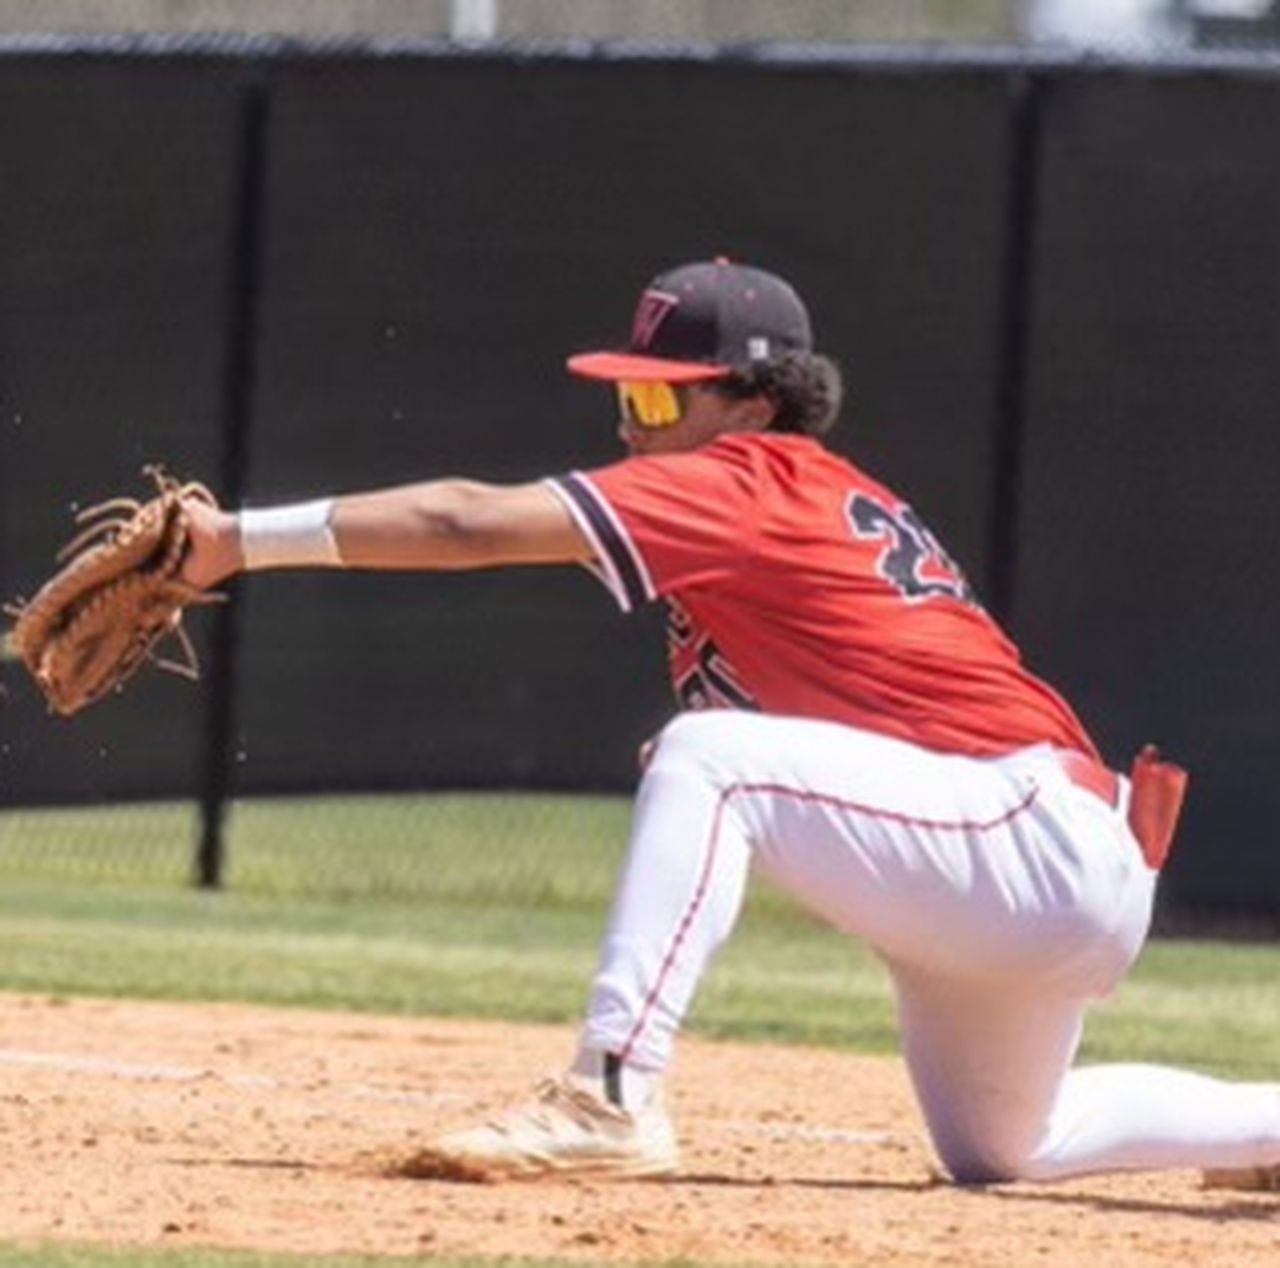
[942, 1152, 1026, 1186]
[944, 1155, 1020, 1186]
[933, 1131, 1039, 1186]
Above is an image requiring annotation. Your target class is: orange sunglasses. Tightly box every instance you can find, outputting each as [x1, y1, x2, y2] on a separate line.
[615, 381, 684, 429]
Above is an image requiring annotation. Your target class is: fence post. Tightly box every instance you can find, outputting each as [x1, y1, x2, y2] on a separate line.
[196, 66, 271, 889]
[985, 66, 1046, 628]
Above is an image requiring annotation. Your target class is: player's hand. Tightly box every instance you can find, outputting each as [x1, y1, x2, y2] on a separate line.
[180, 496, 243, 591]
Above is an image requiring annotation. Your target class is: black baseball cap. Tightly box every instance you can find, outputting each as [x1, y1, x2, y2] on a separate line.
[567, 258, 813, 384]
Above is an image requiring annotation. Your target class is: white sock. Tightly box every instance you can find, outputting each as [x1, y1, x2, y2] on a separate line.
[571, 1045, 663, 1111]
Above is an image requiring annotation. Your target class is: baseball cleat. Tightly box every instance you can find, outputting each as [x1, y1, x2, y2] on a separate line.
[398, 1074, 679, 1182]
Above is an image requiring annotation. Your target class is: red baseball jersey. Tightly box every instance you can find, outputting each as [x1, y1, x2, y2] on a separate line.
[549, 432, 1097, 759]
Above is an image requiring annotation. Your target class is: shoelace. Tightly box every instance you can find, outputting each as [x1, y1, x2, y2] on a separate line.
[485, 1076, 627, 1137]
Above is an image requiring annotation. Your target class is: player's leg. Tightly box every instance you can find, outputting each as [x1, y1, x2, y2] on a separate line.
[587, 713, 1280, 1184]
[567, 708, 1159, 1145]
[893, 962, 1280, 1183]
[413, 713, 761, 1177]
[576, 708, 1074, 1076]
[413, 707, 995, 1178]
[1038, 1064, 1280, 1180]
[575, 713, 1142, 1099]
[412, 710, 1274, 1181]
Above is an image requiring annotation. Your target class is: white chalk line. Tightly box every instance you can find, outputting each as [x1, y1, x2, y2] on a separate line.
[0, 1048, 899, 1146]
[726, 1121, 896, 1146]
[0, 1047, 460, 1108]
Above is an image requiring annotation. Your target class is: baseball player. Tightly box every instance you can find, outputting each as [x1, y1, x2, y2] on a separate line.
[180, 260, 1280, 1185]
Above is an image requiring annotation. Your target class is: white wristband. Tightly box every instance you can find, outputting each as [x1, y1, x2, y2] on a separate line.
[238, 499, 343, 570]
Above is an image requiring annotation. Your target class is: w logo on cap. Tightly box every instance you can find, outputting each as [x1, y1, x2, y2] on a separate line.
[631, 289, 679, 350]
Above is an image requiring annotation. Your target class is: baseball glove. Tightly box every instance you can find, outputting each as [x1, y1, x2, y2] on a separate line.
[4, 466, 222, 717]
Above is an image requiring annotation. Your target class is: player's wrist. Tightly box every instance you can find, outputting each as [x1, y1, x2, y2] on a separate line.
[236, 499, 343, 571]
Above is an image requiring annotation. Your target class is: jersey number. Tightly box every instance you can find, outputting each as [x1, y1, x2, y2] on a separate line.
[847, 493, 974, 605]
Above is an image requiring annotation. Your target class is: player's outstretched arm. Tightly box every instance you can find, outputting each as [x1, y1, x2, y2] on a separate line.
[181, 479, 593, 592]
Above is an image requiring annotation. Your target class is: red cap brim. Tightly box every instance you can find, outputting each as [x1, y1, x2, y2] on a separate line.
[567, 352, 732, 384]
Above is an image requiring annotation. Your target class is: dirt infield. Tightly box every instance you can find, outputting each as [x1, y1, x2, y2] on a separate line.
[0, 994, 1272, 1266]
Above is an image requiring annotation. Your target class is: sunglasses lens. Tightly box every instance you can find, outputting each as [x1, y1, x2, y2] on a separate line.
[617, 381, 682, 428]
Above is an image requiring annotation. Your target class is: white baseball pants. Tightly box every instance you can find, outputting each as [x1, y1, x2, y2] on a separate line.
[581, 711, 1280, 1182]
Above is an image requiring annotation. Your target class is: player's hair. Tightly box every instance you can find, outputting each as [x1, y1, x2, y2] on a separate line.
[711, 351, 844, 436]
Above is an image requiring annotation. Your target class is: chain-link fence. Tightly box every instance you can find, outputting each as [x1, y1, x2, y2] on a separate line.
[0, 792, 816, 926]
[0, 800, 196, 889]
[0, 793, 631, 901]
[3, 31, 1279, 921]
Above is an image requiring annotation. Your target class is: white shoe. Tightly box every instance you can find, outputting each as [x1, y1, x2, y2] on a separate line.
[1202, 1165, 1280, 1192]
[400, 1074, 679, 1181]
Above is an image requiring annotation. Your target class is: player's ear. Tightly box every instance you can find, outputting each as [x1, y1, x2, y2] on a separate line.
[699, 378, 774, 433]
[738, 392, 777, 433]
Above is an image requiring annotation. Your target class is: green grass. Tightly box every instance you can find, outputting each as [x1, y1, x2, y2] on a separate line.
[0, 872, 1272, 1078]
[0, 876, 885, 1043]
[0, 795, 1275, 1268]
[225, 794, 636, 906]
[0, 794, 1275, 1081]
